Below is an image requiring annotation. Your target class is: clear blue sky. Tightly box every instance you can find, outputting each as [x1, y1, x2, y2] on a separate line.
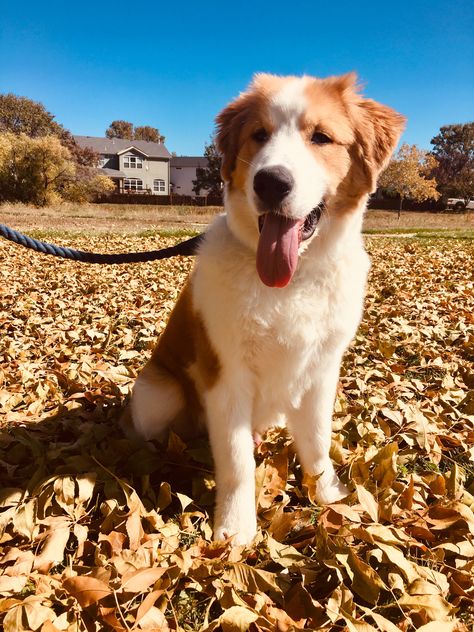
[1, 0, 473, 156]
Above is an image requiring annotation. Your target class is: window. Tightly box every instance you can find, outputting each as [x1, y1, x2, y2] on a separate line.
[123, 154, 143, 169]
[98, 156, 108, 167]
[153, 179, 166, 192]
[124, 178, 143, 191]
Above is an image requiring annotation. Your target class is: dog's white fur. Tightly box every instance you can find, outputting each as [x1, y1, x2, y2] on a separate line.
[128, 73, 405, 544]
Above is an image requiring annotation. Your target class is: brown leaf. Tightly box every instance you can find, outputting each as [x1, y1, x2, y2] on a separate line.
[371, 443, 398, 488]
[3, 597, 56, 632]
[416, 623, 461, 632]
[136, 606, 170, 630]
[63, 575, 112, 607]
[284, 582, 328, 627]
[376, 542, 421, 584]
[12, 499, 37, 540]
[359, 607, 401, 632]
[219, 606, 259, 631]
[256, 447, 288, 510]
[99, 530, 127, 556]
[266, 535, 307, 568]
[120, 567, 168, 592]
[397, 593, 454, 620]
[135, 589, 166, 624]
[0, 576, 29, 595]
[34, 520, 71, 572]
[223, 562, 281, 595]
[355, 484, 379, 521]
[336, 550, 386, 604]
[326, 503, 361, 522]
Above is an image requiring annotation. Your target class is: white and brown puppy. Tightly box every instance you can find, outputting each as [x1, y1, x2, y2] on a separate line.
[128, 73, 405, 544]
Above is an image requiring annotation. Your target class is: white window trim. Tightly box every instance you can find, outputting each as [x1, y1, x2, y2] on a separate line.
[153, 179, 166, 192]
[123, 154, 143, 169]
[124, 178, 144, 191]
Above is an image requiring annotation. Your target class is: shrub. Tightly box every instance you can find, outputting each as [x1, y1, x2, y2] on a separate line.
[0, 132, 113, 206]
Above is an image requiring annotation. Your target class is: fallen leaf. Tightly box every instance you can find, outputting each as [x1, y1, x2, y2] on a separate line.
[63, 575, 112, 607]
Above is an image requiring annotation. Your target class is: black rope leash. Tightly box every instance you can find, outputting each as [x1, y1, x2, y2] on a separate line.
[0, 224, 205, 264]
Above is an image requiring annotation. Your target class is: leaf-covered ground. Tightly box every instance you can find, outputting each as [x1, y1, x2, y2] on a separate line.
[0, 233, 473, 631]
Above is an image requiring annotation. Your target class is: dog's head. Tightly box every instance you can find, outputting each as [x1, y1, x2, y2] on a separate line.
[215, 73, 405, 287]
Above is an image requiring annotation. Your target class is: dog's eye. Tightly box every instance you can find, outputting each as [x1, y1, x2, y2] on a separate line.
[311, 131, 332, 145]
[252, 128, 269, 143]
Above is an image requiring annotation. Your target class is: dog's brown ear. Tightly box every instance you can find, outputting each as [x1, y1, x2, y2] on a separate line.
[354, 98, 406, 192]
[215, 91, 256, 182]
[326, 71, 360, 93]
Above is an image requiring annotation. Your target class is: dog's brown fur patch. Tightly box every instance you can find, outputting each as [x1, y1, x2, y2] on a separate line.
[149, 282, 221, 420]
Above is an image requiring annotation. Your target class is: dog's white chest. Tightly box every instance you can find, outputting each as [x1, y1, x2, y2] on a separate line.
[195, 227, 368, 420]
[244, 267, 362, 406]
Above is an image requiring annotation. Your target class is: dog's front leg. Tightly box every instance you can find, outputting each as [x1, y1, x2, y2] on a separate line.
[288, 355, 349, 504]
[204, 381, 257, 545]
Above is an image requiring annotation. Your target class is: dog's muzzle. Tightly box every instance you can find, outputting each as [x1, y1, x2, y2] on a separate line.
[253, 166, 294, 210]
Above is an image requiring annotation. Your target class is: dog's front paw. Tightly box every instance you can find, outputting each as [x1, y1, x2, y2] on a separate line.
[315, 469, 349, 505]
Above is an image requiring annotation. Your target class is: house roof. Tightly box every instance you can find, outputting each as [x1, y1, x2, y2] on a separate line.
[100, 167, 126, 178]
[116, 146, 149, 157]
[171, 156, 208, 168]
[74, 135, 171, 159]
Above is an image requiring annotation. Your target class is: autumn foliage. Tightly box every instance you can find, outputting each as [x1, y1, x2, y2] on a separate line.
[0, 93, 114, 206]
[379, 144, 440, 216]
[430, 123, 474, 201]
[105, 121, 166, 144]
[0, 133, 114, 206]
[0, 232, 472, 630]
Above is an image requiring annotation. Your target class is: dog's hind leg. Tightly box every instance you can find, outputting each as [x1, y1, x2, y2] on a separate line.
[125, 361, 186, 442]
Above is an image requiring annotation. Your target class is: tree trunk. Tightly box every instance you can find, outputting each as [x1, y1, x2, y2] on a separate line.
[398, 196, 403, 220]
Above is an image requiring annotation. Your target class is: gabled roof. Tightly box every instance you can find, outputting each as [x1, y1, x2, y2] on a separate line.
[74, 135, 171, 159]
[116, 146, 149, 157]
[171, 156, 209, 168]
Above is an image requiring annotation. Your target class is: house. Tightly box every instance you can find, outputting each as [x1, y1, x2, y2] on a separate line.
[169, 156, 209, 197]
[74, 136, 172, 194]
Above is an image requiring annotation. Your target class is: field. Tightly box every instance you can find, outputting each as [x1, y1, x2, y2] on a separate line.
[0, 204, 473, 631]
[1, 201, 473, 236]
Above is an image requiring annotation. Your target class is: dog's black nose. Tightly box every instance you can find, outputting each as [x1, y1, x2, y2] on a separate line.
[253, 166, 294, 209]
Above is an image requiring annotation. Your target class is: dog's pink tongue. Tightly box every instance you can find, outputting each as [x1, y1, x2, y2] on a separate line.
[256, 214, 302, 288]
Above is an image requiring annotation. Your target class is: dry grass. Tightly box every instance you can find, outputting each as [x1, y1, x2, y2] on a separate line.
[1, 202, 473, 236]
[0, 202, 221, 233]
[364, 210, 474, 231]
